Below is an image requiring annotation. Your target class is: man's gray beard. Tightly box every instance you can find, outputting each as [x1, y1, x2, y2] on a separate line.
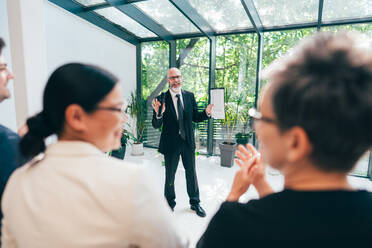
[170, 86, 181, 94]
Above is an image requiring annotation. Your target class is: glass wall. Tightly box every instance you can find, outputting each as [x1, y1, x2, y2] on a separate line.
[140, 27, 371, 178]
[256, 28, 317, 96]
[141, 41, 169, 148]
[177, 38, 210, 154]
[213, 34, 258, 155]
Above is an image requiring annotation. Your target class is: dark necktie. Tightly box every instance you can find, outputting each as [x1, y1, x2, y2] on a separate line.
[176, 94, 186, 140]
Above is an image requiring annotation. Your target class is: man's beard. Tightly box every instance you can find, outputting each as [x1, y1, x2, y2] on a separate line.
[170, 84, 181, 93]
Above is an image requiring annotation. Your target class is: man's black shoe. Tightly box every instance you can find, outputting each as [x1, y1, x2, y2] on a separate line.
[191, 204, 206, 217]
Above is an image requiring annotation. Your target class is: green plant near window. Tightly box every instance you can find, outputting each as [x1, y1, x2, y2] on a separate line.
[221, 90, 239, 144]
[121, 128, 136, 146]
[221, 91, 255, 145]
[128, 92, 146, 144]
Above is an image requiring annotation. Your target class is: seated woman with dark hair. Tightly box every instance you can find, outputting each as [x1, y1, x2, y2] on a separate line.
[1, 63, 185, 248]
[197, 32, 372, 248]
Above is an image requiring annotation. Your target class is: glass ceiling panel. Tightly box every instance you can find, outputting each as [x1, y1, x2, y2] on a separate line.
[95, 7, 156, 38]
[253, 0, 318, 26]
[134, 0, 200, 34]
[73, 0, 106, 6]
[188, 0, 253, 32]
[323, 0, 372, 22]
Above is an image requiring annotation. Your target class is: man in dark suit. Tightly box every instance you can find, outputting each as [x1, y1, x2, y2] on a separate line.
[0, 37, 27, 244]
[152, 67, 213, 217]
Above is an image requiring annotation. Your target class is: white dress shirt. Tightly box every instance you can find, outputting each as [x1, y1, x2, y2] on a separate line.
[1, 141, 186, 248]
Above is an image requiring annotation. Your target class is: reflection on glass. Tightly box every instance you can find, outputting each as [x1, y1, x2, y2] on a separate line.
[177, 38, 210, 153]
[95, 7, 156, 38]
[73, 0, 105, 6]
[134, 0, 199, 34]
[188, 0, 252, 32]
[323, 0, 372, 22]
[214, 34, 257, 155]
[141, 42, 169, 147]
[253, 0, 318, 26]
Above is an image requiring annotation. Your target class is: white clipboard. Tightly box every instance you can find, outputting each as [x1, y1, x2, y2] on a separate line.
[210, 88, 225, 119]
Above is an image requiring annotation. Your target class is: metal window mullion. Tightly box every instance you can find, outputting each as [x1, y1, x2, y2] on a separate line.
[207, 36, 216, 156]
[317, 0, 324, 31]
[136, 44, 143, 142]
[136, 43, 142, 109]
[169, 40, 176, 68]
[253, 33, 263, 147]
[368, 151, 372, 180]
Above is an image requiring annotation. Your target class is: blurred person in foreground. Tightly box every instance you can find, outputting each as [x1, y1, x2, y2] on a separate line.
[0, 38, 28, 245]
[197, 32, 372, 248]
[1, 63, 186, 248]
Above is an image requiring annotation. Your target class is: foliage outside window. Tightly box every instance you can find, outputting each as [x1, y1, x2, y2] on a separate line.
[141, 41, 169, 148]
[177, 38, 210, 154]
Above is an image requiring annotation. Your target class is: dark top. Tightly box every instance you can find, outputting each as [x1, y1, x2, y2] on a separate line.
[197, 189, 372, 248]
[0, 124, 27, 237]
[152, 90, 209, 154]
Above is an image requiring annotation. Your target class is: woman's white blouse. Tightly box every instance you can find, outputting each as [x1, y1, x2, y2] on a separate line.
[1, 141, 186, 248]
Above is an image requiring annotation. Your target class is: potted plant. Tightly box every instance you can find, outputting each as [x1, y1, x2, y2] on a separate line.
[110, 128, 135, 160]
[128, 92, 146, 156]
[235, 97, 254, 145]
[219, 91, 239, 167]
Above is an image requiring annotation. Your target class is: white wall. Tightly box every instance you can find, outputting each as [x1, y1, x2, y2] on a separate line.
[1, 0, 136, 131]
[44, 2, 137, 101]
[0, 0, 17, 131]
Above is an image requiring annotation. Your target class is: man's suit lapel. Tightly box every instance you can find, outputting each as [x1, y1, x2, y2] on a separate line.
[166, 90, 177, 121]
[181, 90, 189, 114]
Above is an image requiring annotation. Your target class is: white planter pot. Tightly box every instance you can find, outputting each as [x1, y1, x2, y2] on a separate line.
[131, 143, 144, 156]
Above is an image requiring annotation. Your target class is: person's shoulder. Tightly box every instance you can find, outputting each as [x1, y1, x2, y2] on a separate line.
[182, 90, 194, 96]
[3, 157, 40, 189]
[0, 124, 19, 142]
[350, 190, 372, 209]
[217, 191, 292, 220]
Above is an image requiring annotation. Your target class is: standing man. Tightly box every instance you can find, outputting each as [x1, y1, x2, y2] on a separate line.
[152, 67, 213, 217]
[0, 38, 27, 242]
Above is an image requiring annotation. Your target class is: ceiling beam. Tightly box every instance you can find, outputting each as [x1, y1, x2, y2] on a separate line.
[240, 0, 263, 33]
[82, 0, 148, 12]
[107, 0, 174, 42]
[169, 0, 215, 38]
[48, 0, 139, 44]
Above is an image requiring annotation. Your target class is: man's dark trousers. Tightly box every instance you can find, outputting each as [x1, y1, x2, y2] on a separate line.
[164, 134, 199, 208]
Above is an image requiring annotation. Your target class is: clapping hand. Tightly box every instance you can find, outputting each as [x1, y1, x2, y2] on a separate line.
[226, 144, 270, 202]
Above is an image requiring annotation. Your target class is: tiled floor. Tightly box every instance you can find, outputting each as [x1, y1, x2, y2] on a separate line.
[124, 147, 372, 247]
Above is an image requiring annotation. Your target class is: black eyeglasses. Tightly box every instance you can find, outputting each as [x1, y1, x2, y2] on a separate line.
[95, 106, 128, 114]
[248, 108, 277, 128]
[168, 75, 181, 80]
